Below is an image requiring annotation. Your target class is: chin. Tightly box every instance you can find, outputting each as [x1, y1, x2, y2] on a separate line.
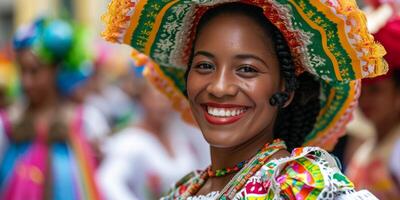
[201, 129, 246, 148]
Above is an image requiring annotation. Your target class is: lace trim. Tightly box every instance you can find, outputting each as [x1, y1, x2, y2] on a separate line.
[336, 190, 378, 200]
[187, 191, 220, 200]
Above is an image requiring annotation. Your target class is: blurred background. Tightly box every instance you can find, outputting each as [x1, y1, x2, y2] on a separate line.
[0, 0, 399, 200]
[0, 0, 106, 45]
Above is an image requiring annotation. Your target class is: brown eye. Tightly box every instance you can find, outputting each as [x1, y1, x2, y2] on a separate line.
[237, 66, 257, 73]
[193, 62, 215, 74]
[236, 65, 259, 77]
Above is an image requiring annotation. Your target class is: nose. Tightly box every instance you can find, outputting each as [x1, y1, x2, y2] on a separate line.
[22, 73, 34, 91]
[206, 68, 239, 98]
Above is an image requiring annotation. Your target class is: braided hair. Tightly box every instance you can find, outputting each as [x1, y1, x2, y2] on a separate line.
[186, 3, 321, 151]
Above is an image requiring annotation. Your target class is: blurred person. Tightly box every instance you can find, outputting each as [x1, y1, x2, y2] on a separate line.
[97, 74, 209, 200]
[330, 111, 374, 172]
[346, 16, 400, 199]
[0, 17, 108, 200]
[331, 0, 400, 173]
[85, 42, 138, 132]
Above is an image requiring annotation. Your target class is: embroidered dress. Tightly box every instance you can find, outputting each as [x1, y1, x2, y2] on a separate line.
[100, 1, 387, 199]
[163, 141, 377, 200]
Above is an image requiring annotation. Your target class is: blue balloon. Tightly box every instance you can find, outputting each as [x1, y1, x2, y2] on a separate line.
[43, 20, 73, 57]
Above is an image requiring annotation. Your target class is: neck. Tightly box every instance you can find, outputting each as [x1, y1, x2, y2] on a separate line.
[138, 115, 166, 136]
[28, 94, 61, 129]
[210, 133, 272, 169]
[30, 98, 59, 114]
[207, 129, 273, 190]
[30, 88, 60, 112]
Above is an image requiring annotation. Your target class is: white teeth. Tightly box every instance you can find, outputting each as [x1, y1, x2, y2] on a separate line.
[207, 106, 246, 117]
[208, 108, 216, 115]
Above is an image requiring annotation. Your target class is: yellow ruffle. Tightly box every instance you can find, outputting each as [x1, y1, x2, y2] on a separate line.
[101, 0, 135, 43]
[335, 0, 388, 78]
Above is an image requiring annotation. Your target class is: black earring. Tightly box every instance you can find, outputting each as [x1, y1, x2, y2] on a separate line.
[269, 92, 289, 107]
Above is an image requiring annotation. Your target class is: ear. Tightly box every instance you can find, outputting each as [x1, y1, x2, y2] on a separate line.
[279, 77, 294, 108]
[282, 91, 295, 108]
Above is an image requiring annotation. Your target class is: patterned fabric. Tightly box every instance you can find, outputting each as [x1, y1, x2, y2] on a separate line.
[163, 146, 378, 200]
[187, 191, 219, 200]
[102, 0, 388, 150]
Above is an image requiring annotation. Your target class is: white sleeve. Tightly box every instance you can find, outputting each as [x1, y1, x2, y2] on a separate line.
[96, 137, 139, 200]
[82, 105, 111, 142]
[390, 139, 400, 184]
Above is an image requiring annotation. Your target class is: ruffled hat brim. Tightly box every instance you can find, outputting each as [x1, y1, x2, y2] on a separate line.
[102, 0, 388, 150]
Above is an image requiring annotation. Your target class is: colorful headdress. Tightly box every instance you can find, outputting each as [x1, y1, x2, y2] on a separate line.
[364, 16, 400, 84]
[102, 0, 388, 150]
[13, 17, 94, 96]
[375, 16, 400, 69]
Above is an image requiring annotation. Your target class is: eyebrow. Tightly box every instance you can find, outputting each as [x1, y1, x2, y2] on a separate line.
[193, 51, 215, 59]
[235, 54, 270, 68]
[193, 51, 270, 68]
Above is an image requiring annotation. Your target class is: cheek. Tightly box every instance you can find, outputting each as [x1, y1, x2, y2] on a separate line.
[244, 78, 280, 127]
[251, 85, 277, 118]
[31, 70, 55, 92]
[186, 72, 205, 101]
[246, 77, 279, 103]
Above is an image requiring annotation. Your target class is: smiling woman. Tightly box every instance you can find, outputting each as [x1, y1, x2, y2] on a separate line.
[102, 0, 387, 199]
[187, 10, 282, 148]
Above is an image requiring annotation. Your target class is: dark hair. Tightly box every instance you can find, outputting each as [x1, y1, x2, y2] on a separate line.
[393, 68, 400, 90]
[185, 3, 320, 151]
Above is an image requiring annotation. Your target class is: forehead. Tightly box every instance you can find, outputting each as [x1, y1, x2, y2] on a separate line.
[16, 49, 50, 70]
[16, 50, 37, 66]
[194, 13, 276, 58]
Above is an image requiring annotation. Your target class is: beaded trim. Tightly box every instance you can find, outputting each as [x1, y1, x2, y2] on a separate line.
[207, 160, 247, 177]
[181, 139, 287, 199]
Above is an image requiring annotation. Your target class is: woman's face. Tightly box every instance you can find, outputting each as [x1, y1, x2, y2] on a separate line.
[359, 78, 400, 127]
[139, 81, 172, 124]
[16, 49, 57, 105]
[187, 13, 283, 148]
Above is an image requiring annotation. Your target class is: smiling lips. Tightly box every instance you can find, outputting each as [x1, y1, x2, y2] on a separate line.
[203, 103, 248, 125]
